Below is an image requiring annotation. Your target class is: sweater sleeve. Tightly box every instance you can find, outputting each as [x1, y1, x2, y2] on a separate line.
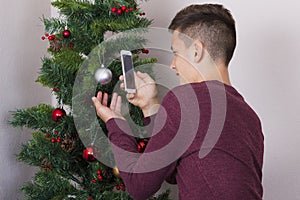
[106, 91, 181, 200]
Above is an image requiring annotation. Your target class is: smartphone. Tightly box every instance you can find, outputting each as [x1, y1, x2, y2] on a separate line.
[120, 50, 136, 93]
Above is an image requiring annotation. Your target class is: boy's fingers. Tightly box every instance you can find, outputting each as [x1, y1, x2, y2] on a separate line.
[116, 95, 122, 113]
[96, 91, 103, 102]
[126, 93, 135, 100]
[92, 97, 102, 110]
[110, 93, 118, 110]
[120, 83, 125, 90]
[102, 93, 108, 106]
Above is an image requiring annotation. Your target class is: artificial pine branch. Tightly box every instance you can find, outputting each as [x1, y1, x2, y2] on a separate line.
[51, 0, 94, 16]
[43, 17, 66, 35]
[10, 104, 56, 132]
[53, 49, 84, 73]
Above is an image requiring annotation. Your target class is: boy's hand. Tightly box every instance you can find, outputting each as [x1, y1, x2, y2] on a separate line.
[92, 92, 125, 123]
[120, 71, 160, 117]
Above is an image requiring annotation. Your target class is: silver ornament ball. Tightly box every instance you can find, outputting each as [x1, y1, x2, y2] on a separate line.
[94, 65, 112, 85]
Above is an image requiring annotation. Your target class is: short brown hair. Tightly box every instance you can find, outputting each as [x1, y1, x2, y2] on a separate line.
[168, 4, 236, 66]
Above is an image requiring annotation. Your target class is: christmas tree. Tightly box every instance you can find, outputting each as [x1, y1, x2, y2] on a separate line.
[10, 0, 170, 199]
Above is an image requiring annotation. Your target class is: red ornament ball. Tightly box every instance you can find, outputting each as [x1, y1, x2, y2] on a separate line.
[52, 108, 66, 122]
[53, 87, 60, 92]
[48, 35, 55, 41]
[83, 146, 98, 162]
[117, 9, 122, 15]
[62, 29, 71, 38]
[137, 139, 148, 153]
[50, 138, 56, 143]
[121, 5, 127, 11]
[111, 7, 117, 13]
[142, 49, 149, 54]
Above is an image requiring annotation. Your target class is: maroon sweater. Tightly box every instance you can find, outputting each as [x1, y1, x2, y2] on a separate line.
[106, 81, 264, 200]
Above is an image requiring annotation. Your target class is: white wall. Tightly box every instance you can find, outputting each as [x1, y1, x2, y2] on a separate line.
[0, 0, 51, 199]
[140, 0, 300, 199]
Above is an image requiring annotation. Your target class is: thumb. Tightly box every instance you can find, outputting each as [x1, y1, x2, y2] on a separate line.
[136, 71, 153, 83]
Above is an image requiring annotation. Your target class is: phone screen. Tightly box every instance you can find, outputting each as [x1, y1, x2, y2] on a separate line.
[122, 54, 136, 90]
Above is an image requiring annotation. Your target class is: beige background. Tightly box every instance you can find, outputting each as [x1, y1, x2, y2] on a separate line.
[0, 0, 51, 199]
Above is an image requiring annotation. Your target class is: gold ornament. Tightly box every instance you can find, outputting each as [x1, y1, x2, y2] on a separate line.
[113, 166, 121, 178]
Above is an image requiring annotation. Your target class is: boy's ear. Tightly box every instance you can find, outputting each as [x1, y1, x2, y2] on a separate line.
[193, 40, 204, 63]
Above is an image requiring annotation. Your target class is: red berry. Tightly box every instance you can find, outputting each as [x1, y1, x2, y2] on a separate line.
[129, 8, 133, 12]
[53, 87, 60, 92]
[92, 179, 97, 183]
[45, 33, 49, 37]
[41, 36, 46, 40]
[45, 133, 50, 138]
[50, 138, 56, 143]
[97, 175, 103, 181]
[48, 35, 55, 41]
[97, 170, 101, 175]
[121, 5, 126, 11]
[56, 137, 61, 143]
[120, 183, 124, 186]
[88, 198, 92, 200]
[54, 131, 58, 135]
[115, 185, 120, 190]
[111, 7, 117, 12]
[125, 9, 129, 13]
[121, 187, 126, 191]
